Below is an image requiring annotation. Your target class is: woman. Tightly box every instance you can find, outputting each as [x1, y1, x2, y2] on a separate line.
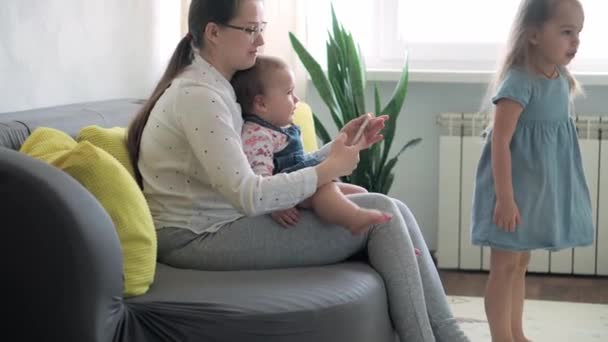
[127, 1, 469, 341]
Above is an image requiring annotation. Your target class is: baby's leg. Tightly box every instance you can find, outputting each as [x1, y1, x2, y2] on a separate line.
[486, 248, 520, 342]
[336, 182, 368, 195]
[311, 182, 391, 235]
[511, 251, 531, 342]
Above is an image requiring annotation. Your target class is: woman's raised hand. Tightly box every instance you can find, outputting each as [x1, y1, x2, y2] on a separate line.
[327, 133, 361, 176]
[341, 113, 388, 149]
[315, 133, 361, 186]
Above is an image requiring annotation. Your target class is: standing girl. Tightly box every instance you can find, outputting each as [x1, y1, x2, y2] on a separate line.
[471, 0, 593, 341]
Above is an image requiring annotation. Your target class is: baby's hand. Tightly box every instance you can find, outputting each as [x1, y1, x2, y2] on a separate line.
[271, 207, 300, 228]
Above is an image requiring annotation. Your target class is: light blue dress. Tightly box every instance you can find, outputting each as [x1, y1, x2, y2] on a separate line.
[471, 67, 594, 251]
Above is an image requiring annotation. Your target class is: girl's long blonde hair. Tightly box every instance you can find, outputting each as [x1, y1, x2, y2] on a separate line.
[481, 0, 583, 126]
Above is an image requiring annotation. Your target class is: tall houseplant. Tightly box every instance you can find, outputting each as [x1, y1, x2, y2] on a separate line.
[289, 5, 421, 195]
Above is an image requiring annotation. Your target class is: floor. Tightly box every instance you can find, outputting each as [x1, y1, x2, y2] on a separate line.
[449, 295, 608, 341]
[439, 269, 608, 304]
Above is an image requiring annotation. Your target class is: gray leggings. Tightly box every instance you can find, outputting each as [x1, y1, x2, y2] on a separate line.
[157, 193, 468, 342]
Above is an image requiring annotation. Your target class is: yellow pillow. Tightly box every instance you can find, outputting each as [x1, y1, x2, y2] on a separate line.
[293, 102, 318, 152]
[76, 126, 135, 178]
[20, 127, 157, 297]
[19, 127, 77, 161]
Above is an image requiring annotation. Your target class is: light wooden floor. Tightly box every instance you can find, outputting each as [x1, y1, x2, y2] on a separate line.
[439, 270, 608, 304]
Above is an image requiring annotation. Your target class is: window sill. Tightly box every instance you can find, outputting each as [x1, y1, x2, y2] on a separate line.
[367, 69, 608, 86]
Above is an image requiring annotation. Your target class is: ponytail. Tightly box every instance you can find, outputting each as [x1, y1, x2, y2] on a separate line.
[127, 34, 194, 188]
[127, 0, 246, 188]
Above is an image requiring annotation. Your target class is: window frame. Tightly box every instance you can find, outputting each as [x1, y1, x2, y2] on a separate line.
[302, 0, 608, 84]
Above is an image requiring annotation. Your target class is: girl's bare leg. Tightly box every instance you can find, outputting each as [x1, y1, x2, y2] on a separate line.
[511, 251, 531, 342]
[486, 248, 519, 342]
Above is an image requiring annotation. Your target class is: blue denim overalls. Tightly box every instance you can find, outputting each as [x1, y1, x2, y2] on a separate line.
[244, 115, 322, 174]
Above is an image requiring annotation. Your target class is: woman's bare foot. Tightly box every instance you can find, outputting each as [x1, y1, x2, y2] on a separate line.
[346, 208, 392, 235]
[513, 336, 532, 342]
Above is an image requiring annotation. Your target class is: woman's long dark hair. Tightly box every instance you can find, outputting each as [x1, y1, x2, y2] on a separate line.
[127, 0, 242, 187]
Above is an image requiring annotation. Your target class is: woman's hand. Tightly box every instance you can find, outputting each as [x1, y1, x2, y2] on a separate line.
[341, 113, 388, 149]
[315, 133, 362, 186]
[494, 198, 521, 232]
[326, 133, 362, 176]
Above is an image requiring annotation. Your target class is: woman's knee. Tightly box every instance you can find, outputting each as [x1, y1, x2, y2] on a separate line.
[390, 197, 413, 216]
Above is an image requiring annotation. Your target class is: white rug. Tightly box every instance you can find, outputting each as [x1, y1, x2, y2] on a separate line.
[449, 296, 608, 341]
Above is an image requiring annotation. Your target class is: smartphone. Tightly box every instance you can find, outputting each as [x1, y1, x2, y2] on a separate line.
[352, 115, 371, 145]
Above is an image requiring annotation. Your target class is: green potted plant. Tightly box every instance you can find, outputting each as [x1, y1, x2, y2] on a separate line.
[289, 4, 421, 195]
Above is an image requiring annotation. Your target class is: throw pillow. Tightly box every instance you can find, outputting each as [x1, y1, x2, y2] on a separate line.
[293, 102, 318, 152]
[76, 126, 135, 178]
[20, 127, 157, 297]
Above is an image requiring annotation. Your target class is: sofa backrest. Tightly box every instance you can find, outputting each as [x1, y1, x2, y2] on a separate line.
[0, 98, 143, 150]
[0, 98, 320, 153]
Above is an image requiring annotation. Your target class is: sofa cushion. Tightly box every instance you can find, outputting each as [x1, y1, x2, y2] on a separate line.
[123, 262, 396, 342]
[77, 125, 135, 178]
[20, 127, 157, 297]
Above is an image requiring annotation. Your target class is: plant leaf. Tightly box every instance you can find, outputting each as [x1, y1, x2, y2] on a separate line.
[394, 138, 422, 159]
[381, 173, 394, 195]
[344, 32, 365, 116]
[313, 113, 332, 145]
[371, 83, 383, 173]
[331, 4, 348, 55]
[378, 157, 398, 194]
[381, 54, 410, 116]
[289, 32, 341, 118]
[376, 138, 421, 193]
[379, 56, 409, 174]
[290, 12, 419, 195]
[327, 39, 351, 125]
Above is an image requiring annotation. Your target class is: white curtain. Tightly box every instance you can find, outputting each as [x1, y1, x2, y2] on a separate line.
[180, 0, 190, 36]
[262, 0, 309, 98]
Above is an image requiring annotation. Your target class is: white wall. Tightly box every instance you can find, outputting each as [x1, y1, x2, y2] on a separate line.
[0, 0, 182, 113]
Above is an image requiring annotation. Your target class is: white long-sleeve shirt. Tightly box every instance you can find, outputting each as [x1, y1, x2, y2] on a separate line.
[139, 54, 322, 234]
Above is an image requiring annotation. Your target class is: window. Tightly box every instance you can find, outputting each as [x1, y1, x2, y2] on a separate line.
[303, 0, 608, 75]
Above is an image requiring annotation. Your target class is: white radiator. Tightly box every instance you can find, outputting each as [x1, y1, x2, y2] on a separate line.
[436, 113, 608, 275]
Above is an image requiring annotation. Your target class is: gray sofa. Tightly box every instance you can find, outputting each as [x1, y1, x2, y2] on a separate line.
[0, 99, 398, 342]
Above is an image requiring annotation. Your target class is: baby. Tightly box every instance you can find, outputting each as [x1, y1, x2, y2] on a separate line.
[232, 55, 391, 235]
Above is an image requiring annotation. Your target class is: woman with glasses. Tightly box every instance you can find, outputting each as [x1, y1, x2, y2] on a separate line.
[127, 1, 469, 341]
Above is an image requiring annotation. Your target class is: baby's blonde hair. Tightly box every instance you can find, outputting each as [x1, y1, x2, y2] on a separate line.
[481, 0, 583, 124]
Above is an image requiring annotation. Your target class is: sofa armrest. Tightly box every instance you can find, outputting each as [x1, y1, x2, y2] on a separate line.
[0, 147, 124, 342]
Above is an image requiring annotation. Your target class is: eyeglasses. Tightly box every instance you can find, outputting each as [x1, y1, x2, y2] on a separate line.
[221, 22, 267, 41]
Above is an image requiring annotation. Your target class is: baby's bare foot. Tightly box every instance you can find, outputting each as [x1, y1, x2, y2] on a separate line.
[347, 209, 392, 235]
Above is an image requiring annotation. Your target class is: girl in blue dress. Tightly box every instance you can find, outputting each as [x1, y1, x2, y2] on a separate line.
[471, 0, 593, 340]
